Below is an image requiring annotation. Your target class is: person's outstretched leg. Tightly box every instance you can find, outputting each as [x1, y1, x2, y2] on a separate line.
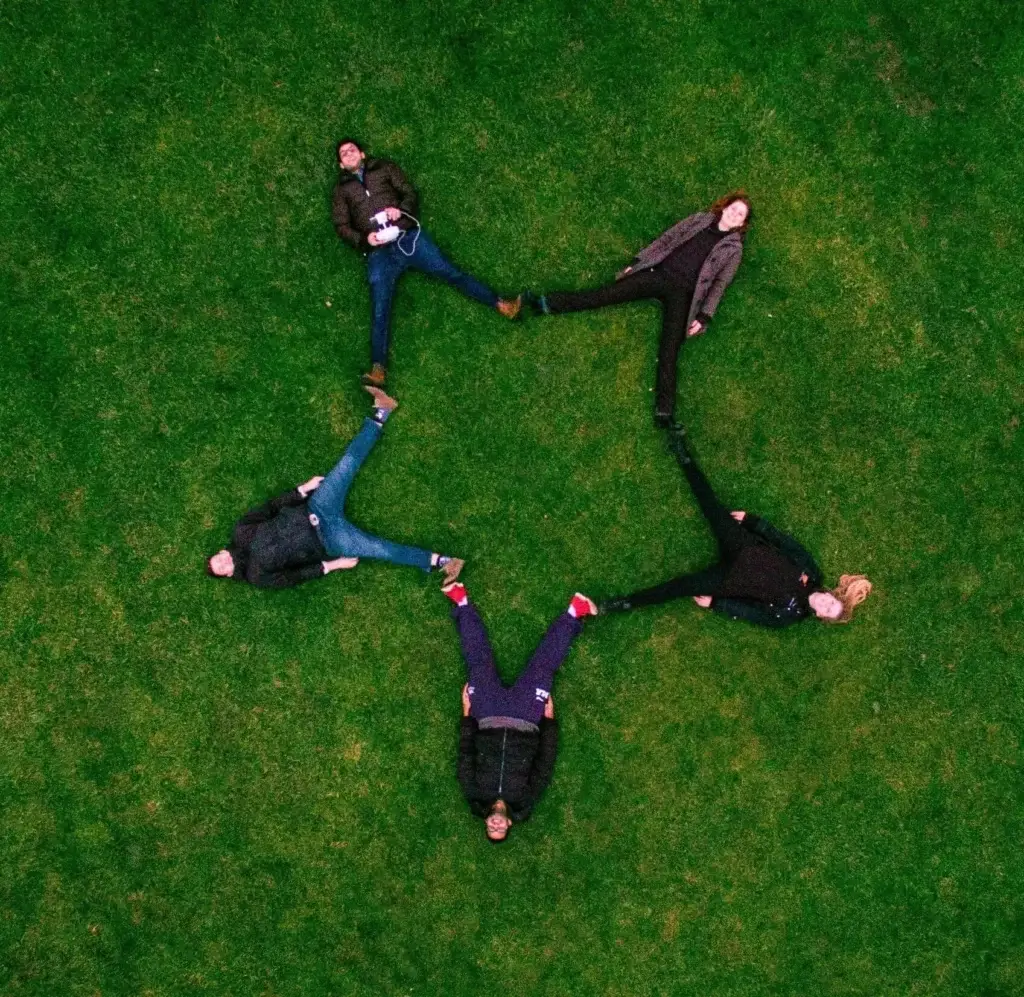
[653, 292, 691, 426]
[600, 563, 730, 613]
[308, 415, 386, 526]
[367, 246, 406, 375]
[405, 230, 502, 309]
[668, 430, 749, 560]
[536, 270, 664, 316]
[444, 585, 505, 719]
[505, 594, 596, 724]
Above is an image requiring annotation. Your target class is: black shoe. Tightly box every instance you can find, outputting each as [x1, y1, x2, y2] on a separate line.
[598, 597, 632, 614]
[522, 290, 548, 317]
[667, 427, 692, 463]
[654, 409, 682, 431]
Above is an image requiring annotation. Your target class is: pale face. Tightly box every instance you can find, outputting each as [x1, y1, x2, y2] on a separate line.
[486, 801, 511, 841]
[338, 142, 365, 172]
[209, 549, 235, 578]
[808, 591, 843, 620]
[719, 199, 749, 232]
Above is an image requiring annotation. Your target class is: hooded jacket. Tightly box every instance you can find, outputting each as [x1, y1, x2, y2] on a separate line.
[457, 717, 558, 823]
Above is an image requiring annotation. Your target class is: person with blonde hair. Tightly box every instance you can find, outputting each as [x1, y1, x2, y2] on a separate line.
[599, 428, 872, 627]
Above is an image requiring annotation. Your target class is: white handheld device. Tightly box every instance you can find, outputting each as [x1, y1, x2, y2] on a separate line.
[371, 210, 401, 244]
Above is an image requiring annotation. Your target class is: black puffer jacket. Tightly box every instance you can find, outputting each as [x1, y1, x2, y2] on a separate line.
[457, 718, 558, 822]
[331, 158, 419, 252]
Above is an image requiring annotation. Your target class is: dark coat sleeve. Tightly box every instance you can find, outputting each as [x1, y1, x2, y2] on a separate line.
[384, 160, 419, 218]
[331, 185, 369, 251]
[515, 719, 558, 820]
[744, 516, 822, 587]
[237, 488, 306, 527]
[709, 597, 800, 628]
[456, 717, 478, 801]
[246, 560, 324, 589]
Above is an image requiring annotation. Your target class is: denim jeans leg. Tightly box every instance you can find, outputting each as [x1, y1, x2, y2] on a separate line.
[406, 230, 499, 308]
[307, 418, 382, 533]
[327, 520, 434, 571]
[367, 247, 405, 366]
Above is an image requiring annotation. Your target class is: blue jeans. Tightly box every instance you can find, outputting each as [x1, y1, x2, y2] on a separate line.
[307, 418, 434, 571]
[367, 229, 499, 366]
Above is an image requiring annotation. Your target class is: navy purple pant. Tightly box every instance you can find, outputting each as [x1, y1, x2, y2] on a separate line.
[453, 602, 583, 724]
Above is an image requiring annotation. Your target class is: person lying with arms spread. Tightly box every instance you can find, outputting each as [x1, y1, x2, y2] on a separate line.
[207, 387, 463, 589]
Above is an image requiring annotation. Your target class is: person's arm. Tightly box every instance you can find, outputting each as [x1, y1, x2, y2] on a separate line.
[246, 560, 326, 589]
[744, 515, 822, 585]
[332, 186, 370, 251]
[384, 160, 419, 219]
[709, 596, 798, 629]
[456, 715, 478, 800]
[521, 717, 559, 813]
[236, 488, 306, 528]
[694, 244, 742, 322]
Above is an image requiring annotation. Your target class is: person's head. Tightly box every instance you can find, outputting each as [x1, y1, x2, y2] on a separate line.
[336, 138, 365, 172]
[710, 191, 752, 233]
[207, 547, 246, 580]
[485, 799, 511, 842]
[810, 574, 873, 623]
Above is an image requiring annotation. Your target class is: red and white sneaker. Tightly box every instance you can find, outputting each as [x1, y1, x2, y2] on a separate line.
[442, 582, 468, 606]
[569, 593, 598, 618]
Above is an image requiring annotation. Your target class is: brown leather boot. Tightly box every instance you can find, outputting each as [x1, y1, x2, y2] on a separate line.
[496, 295, 522, 320]
[360, 363, 387, 387]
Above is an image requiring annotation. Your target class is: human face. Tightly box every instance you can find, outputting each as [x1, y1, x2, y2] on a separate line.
[338, 142, 365, 172]
[808, 591, 843, 620]
[719, 199, 749, 232]
[486, 801, 511, 840]
[209, 549, 235, 578]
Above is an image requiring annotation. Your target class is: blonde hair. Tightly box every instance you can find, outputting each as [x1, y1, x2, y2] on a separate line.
[825, 574, 873, 624]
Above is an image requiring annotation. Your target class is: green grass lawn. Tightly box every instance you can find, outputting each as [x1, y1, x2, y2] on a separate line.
[2, 0, 1023, 993]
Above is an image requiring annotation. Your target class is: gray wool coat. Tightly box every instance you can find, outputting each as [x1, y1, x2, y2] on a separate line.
[616, 211, 744, 327]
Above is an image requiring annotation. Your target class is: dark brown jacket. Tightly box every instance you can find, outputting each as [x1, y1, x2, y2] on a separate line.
[331, 158, 419, 252]
[618, 211, 744, 327]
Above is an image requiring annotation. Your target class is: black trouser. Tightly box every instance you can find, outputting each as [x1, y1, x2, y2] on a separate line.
[545, 269, 695, 421]
[614, 442, 753, 608]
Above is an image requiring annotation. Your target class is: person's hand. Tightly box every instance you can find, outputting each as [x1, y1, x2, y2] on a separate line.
[298, 475, 324, 497]
[799, 572, 809, 585]
[462, 683, 471, 717]
[730, 510, 746, 522]
[693, 595, 713, 609]
[544, 695, 555, 720]
[322, 556, 359, 574]
[687, 319, 704, 337]
[384, 206, 401, 222]
[367, 232, 382, 247]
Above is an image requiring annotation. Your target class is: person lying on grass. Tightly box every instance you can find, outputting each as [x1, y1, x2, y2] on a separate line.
[206, 387, 463, 589]
[525, 192, 750, 428]
[599, 428, 872, 627]
[332, 137, 521, 388]
[446, 583, 598, 842]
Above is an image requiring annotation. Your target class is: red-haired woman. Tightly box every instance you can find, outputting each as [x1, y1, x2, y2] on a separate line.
[527, 193, 751, 427]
